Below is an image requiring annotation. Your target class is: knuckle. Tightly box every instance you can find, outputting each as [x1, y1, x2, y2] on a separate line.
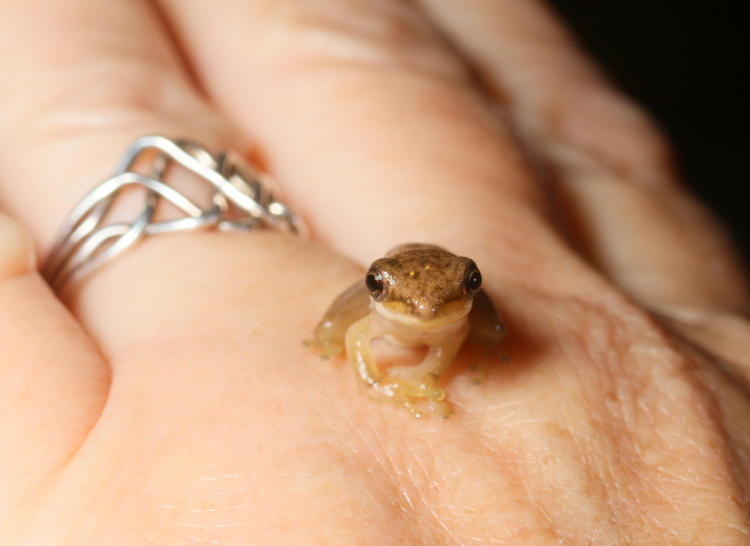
[250, 0, 469, 83]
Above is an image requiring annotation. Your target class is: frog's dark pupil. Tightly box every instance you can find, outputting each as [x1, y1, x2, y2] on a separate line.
[471, 271, 481, 289]
[366, 271, 383, 294]
[465, 268, 482, 294]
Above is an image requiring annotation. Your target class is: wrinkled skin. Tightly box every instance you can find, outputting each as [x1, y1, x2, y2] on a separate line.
[1, 1, 750, 544]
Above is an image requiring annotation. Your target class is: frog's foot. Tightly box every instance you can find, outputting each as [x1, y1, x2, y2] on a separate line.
[428, 398, 453, 419]
[303, 338, 343, 360]
[470, 355, 488, 384]
[320, 342, 343, 360]
[373, 378, 448, 418]
[393, 394, 426, 419]
[377, 378, 445, 400]
[470, 347, 508, 384]
[416, 376, 452, 418]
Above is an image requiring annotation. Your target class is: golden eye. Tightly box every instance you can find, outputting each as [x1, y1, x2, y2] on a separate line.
[365, 268, 384, 298]
[462, 263, 482, 296]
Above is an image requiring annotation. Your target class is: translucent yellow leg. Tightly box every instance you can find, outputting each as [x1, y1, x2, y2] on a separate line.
[346, 316, 446, 417]
[346, 316, 469, 418]
[406, 325, 468, 418]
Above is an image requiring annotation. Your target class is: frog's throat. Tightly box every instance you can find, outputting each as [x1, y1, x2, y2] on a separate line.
[372, 300, 472, 332]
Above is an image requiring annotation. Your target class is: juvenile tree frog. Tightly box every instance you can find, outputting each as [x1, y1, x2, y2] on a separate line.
[310, 243, 506, 418]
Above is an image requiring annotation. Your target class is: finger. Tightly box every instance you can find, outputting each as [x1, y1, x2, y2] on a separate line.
[417, 0, 750, 313]
[0, 0, 249, 351]
[0, 0, 237, 247]
[651, 302, 750, 376]
[420, 0, 674, 186]
[156, 0, 591, 295]
[0, 210, 109, 515]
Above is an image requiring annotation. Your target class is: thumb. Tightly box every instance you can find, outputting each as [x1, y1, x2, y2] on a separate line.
[0, 210, 109, 521]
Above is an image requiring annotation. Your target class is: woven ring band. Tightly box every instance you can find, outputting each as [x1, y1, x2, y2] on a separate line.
[42, 135, 306, 293]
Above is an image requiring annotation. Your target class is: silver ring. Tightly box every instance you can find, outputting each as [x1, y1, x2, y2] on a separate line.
[42, 135, 307, 292]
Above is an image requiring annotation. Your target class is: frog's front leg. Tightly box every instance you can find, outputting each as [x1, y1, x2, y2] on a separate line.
[345, 315, 445, 417]
[307, 280, 371, 359]
[468, 289, 507, 383]
[402, 324, 469, 417]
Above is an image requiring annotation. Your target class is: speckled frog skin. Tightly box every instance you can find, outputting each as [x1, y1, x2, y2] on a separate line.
[310, 243, 506, 418]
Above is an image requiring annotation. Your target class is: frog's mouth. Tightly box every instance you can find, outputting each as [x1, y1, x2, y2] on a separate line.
[373, 300, 472, 331]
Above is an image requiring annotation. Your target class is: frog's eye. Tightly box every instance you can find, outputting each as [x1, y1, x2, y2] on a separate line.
[365, 269, 384, 298]
[462, 263, 482, 297]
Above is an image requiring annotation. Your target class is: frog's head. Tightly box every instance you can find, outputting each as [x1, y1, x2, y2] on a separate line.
[365, 244, 482, 331]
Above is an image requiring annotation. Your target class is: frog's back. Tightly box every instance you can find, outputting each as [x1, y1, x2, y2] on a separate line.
[385, 242, 447, 258]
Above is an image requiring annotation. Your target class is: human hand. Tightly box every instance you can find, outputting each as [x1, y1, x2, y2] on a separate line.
[1, 0, 749, 543]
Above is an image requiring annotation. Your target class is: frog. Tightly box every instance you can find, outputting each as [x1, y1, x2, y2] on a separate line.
[309, 243, 506, 418]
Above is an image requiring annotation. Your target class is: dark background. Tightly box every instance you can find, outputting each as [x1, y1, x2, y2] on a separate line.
[549, 1, 749, 261]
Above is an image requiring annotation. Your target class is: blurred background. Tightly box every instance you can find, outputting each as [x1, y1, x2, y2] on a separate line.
[550, 1, 749, 262]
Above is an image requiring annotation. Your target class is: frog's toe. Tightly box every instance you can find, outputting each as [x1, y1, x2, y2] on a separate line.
[370, 383, 423, 417]
[305, 339, 343, 360]
[321, 342, 343, 359]
[429, 386, 446, 401]
[397, 392, 450, 419]
[469, 354, 489, 384]
[429, 398, 453, 419]
[393, 379, 444, 400]
[399, 397, 425, 419]
[470, 366, 486, 384]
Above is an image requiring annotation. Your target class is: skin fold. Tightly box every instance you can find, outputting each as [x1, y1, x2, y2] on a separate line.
[1, 0, 749, 544]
